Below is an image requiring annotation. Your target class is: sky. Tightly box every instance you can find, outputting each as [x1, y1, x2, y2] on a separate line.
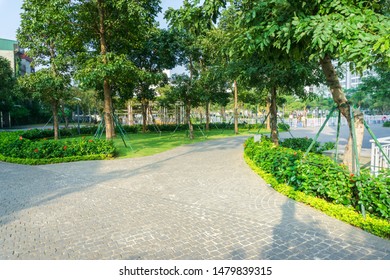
[0, 0, 184, 41]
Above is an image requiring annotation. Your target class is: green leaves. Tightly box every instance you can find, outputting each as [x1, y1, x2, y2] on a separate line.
[17, 0, 74, 70]
[17, 69, 71, 107]
[0, 56, 16, 111]
[244, 136, 390, 220]
[217, 0, 390, 71]
[0, 131, 115, 161]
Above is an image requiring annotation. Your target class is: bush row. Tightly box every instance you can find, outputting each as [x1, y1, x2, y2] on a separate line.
[120, 122, 288, 133]
[20, 126, 98, 140]
[244, 136, 390, 220]
[244, 154, 390, 239]
[384, 121, 390, 127]
[0, 154, 109, 165]
[279, 137, 335, 153]
[19, 122, 287, 140]
[0, 131, 115, 163]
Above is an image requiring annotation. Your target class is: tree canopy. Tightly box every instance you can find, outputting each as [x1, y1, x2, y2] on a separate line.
[0, 57, 16, 112]
[197, 0, 389, 169]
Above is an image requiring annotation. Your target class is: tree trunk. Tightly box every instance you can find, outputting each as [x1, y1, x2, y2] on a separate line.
[141, 99, 148, 133]
[98, 0, 114, 140]
[59, 102, 69, 129]
[266, 98, 271, 130]
[103, 78, 114, 139]
[176, 104, 181, 125]
[187, 57, 195, 139]
[319, 54, 364, 171]
[127, 101, 134, 125]
[186, 101, 194, 140]
[270, 87, 278, 146]
[221, 106, 226, 123]
[51, 100, 59, 140]
[234, 80, 239, 134]
[205, 102, 210, 131]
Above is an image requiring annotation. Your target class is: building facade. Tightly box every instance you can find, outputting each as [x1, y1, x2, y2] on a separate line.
[0, 38, 34, 76]
[0, 38, 35, 128]
[306, 62, 375, 97]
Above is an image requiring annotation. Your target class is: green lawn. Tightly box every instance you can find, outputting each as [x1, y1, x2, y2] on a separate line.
[112, 128, 267, 158]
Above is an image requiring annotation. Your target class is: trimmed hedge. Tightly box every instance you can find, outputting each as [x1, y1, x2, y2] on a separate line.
[0, 131, 115, 164]
[20, 126, 98, 140]
[244, 154, 390, 239]
[244, 136, 390, 220]
[121, 122, 284, 133]
[16, 121, 282, 140]
[280, 137, 335, 153]
[0, 154, 110, 165]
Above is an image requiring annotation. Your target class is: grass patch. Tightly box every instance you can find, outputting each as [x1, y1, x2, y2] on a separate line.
[0, 126, 268, 164]
[113, 128, 265, 158]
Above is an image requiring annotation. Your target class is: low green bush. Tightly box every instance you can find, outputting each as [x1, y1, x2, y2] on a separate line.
[20, 126, 99, 140]
[277, 123, 290, 131]
[244, 136, 390, 220]
[121, 122, 272, 133]
[384, 121, 390, 127]
[244, 155, 390, 239]
[0, 153, 110, 165]
[0, 131, 115, 164]
[280, 137, 335, 153]
[16, 120, 281, 140]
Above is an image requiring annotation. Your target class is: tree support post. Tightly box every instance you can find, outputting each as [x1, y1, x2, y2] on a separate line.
[335, 109, 342, 162]
[304, 106, 337, 157]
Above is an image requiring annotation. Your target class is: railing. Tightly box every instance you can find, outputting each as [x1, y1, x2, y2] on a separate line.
[370, 136, 390, 175]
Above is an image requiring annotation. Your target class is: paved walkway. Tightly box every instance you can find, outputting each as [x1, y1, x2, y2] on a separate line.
[0, 136, 389, 260]
[279, 123, 389, 149]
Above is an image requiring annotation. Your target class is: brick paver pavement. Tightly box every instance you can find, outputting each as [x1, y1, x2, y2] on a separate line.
[1, 136, 389, 259]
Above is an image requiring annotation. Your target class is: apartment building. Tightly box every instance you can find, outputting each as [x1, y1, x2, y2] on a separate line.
[0, 38, 34, 76]
[0, 38, 35, 128]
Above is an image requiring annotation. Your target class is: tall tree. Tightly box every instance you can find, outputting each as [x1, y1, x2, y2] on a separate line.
[74, 0, 161, 139]
[196, 28, 231, 131]
[241, 52, 324, 144]
[202, 0, 390, 170]
[203, 5, 323, 142]
[195, 67, 230, 131]
[17, 0, 73, 139]
[0, 57, 16, 114]
[18, 69, 70, 139]
[167, 74, 203, 135]
[131, 28, 178, 133]
[165, 0, 217, 139]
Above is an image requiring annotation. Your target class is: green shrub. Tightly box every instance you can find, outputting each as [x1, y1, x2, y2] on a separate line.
[384, 121, 390, 127]
[277, 123, 290, 131]
[19, 126, 99, 140]
[320, 141, 336, 152]
[244, 136, 390, 220]
[280, 137, 320, 152]
[279, 137, 335, 153]
[0, 131, 115, 164]
[244, 153, 390, 239]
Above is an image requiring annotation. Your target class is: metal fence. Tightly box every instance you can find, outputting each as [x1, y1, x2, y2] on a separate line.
[370, 136, 390, 176]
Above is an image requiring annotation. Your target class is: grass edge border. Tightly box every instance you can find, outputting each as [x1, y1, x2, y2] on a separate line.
[0, 153, 113, 165]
